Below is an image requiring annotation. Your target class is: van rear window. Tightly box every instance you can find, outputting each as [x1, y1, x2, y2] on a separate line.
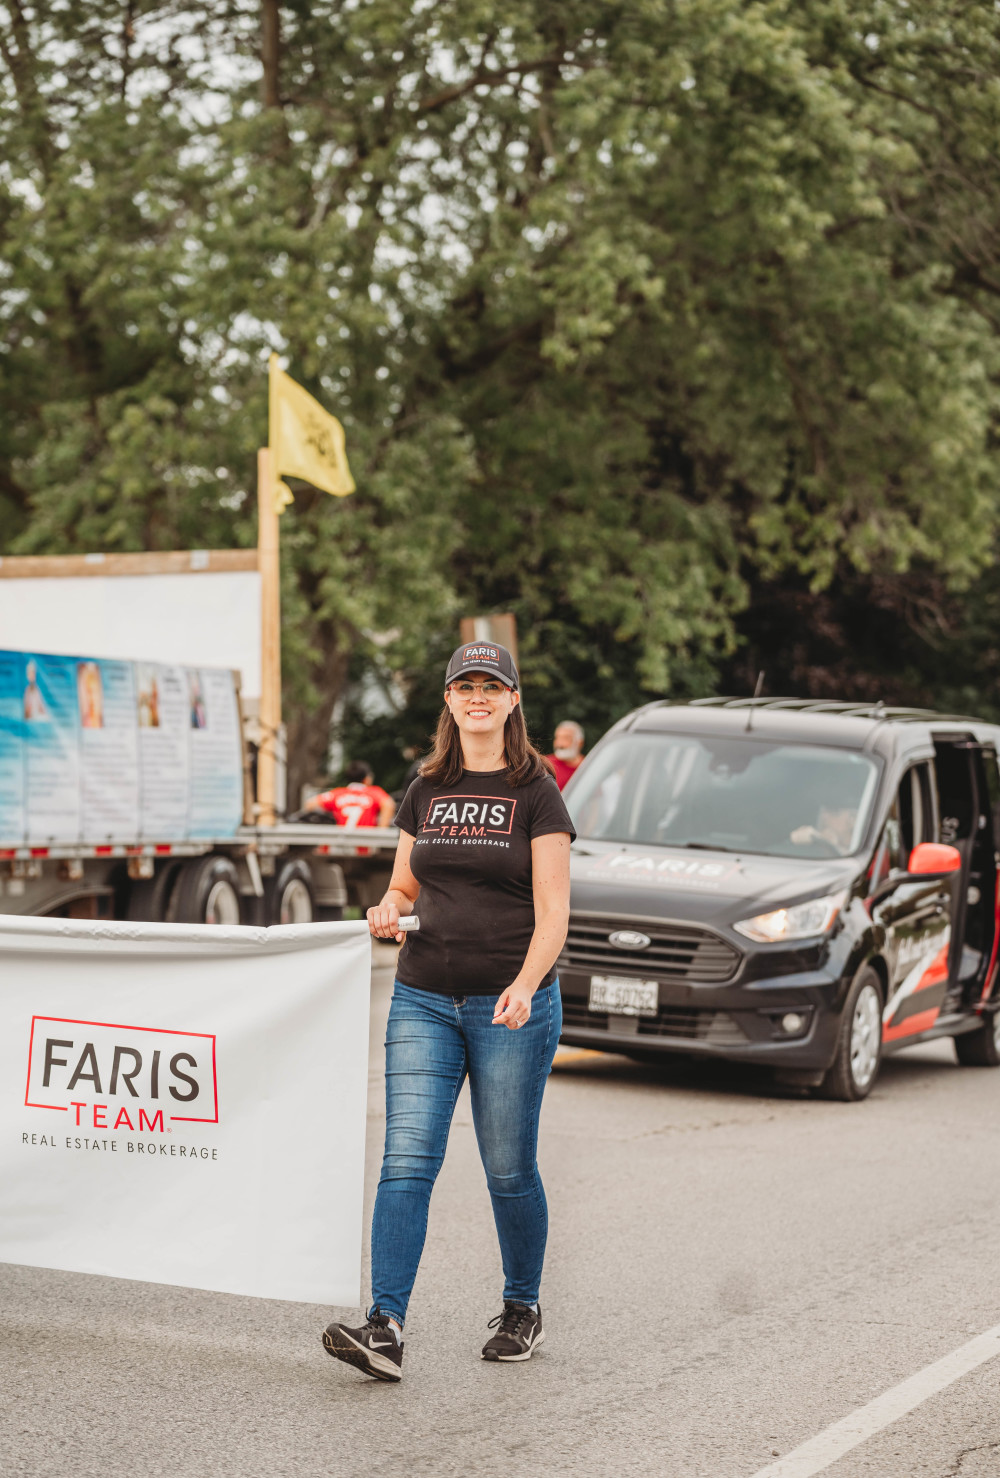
[567, 734, 878, 859]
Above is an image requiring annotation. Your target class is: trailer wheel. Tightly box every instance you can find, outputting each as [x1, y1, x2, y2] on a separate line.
[267, 860, 315, 925]
[126, 863, 181, 923]
[173, 856, 242, 925]
[954, 1012, 1000, 1067]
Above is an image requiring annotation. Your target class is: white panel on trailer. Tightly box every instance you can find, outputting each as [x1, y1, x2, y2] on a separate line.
[0, 571, 262, 699]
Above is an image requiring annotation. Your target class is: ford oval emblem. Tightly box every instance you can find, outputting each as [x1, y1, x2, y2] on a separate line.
[608, 930, 651, 950]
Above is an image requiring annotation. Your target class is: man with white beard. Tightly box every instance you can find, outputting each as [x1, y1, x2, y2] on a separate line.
[545, 720, 586, 791]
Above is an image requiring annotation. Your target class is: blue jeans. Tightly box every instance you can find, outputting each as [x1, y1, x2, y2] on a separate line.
[369, 979, 562, 1326]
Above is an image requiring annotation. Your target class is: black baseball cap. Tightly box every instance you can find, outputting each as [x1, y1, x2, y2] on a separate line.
[445, 640, 519, 690]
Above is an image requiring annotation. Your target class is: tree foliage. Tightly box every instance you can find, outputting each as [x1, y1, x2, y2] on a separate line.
[2, 1, 999, 794]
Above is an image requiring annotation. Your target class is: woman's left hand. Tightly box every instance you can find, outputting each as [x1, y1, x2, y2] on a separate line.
[492, 981, 535, 1030]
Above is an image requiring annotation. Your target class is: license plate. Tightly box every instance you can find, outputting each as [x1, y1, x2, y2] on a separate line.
[588, 975, 659, 1017]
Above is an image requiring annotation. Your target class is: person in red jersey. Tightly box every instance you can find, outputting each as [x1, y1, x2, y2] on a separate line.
[545, 720, 585, 790]
[305, 760, 395, 827]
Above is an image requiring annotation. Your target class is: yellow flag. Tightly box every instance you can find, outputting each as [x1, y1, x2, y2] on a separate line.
[268, 354, 355, 512]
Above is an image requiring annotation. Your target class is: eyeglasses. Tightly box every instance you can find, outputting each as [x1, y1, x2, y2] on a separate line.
[448, 680, 508, 698]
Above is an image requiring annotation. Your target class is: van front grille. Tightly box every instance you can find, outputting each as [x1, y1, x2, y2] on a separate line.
[560, 914, 741, 984]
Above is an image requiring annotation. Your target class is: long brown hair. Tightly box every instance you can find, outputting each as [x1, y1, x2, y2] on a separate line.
[420, 697, 555, 787]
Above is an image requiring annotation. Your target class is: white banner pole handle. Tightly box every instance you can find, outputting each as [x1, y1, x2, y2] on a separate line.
[396, 916, 420, 932]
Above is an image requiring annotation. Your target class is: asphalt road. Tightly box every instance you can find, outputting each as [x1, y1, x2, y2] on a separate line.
[4, 944, 1000, 1478]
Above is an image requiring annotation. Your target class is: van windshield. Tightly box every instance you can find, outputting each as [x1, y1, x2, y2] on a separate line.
[567, 732, 879, 859]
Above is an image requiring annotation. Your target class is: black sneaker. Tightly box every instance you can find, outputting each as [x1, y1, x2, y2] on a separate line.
[322, 1309, 403, 1382]
[481, 1302, 544, 1362]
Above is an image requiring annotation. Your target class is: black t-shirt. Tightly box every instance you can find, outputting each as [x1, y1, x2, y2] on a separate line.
[394, 767, 575, 996]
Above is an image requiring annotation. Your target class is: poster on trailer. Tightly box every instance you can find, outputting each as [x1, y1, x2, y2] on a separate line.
[20, 654, 82, 846]
[78, 658, 141, 842]
[0, 648, 244, 846]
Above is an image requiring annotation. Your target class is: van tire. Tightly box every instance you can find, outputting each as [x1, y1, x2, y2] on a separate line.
[172, 856, 242, 925]
[820, 968, 883, 1102]
[954, 1013, 1000, 1067]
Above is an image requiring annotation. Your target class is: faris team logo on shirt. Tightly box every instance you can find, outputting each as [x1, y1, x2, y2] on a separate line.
[423, 795, 517, 836]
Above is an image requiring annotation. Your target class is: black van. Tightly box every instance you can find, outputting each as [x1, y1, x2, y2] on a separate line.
[558, 698, 1000, 1099]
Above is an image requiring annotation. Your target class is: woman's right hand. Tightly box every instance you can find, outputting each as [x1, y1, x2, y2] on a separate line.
[367, 901, 404, 943]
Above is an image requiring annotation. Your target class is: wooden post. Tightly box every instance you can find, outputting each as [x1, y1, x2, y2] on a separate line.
[458, 613, 518, 665]
[257, 447, 281, 826]
[261, 0, 281, 109]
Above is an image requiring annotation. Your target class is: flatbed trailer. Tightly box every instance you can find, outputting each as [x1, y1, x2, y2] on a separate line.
[0, 825, 400, 925]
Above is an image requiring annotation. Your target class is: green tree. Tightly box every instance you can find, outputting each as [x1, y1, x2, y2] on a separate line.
[2, 0, 999, 796]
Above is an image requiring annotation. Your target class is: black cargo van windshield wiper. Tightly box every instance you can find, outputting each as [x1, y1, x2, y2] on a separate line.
[675, 841, 740, 853]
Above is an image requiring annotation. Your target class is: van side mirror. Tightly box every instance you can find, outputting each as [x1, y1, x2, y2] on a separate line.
[908, 842, 962, 876]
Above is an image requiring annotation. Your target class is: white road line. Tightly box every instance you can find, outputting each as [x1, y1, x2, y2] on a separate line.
[748, 1323, 1000, 1478]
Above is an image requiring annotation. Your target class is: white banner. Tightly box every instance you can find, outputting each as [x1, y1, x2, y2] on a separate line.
[0, 916, 371, 1304]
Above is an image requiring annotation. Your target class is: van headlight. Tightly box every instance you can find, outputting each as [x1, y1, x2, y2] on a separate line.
[734, 890, 848, 944]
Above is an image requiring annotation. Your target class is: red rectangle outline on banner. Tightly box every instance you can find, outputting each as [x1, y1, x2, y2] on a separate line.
[421, 794, 518, 836]
[24, 1015, 219, 1124]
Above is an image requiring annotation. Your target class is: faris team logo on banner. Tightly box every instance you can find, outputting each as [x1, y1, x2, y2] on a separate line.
[25, 1017, 219, 1136]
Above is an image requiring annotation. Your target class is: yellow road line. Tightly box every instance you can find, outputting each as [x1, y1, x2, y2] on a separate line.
[552, 1048, 603, 1066]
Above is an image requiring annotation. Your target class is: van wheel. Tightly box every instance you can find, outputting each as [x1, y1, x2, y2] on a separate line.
[267, 860, 315, 925]
[820, 968, 883, 1101]
[954, 1012, 1000, 1067]
[173, 856, 242, 925]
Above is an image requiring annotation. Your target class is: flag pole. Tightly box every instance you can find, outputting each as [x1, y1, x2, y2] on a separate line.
[257, 446, 281, 827]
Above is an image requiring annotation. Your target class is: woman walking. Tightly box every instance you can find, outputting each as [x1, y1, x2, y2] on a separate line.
[322, 641, 573, 1381]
